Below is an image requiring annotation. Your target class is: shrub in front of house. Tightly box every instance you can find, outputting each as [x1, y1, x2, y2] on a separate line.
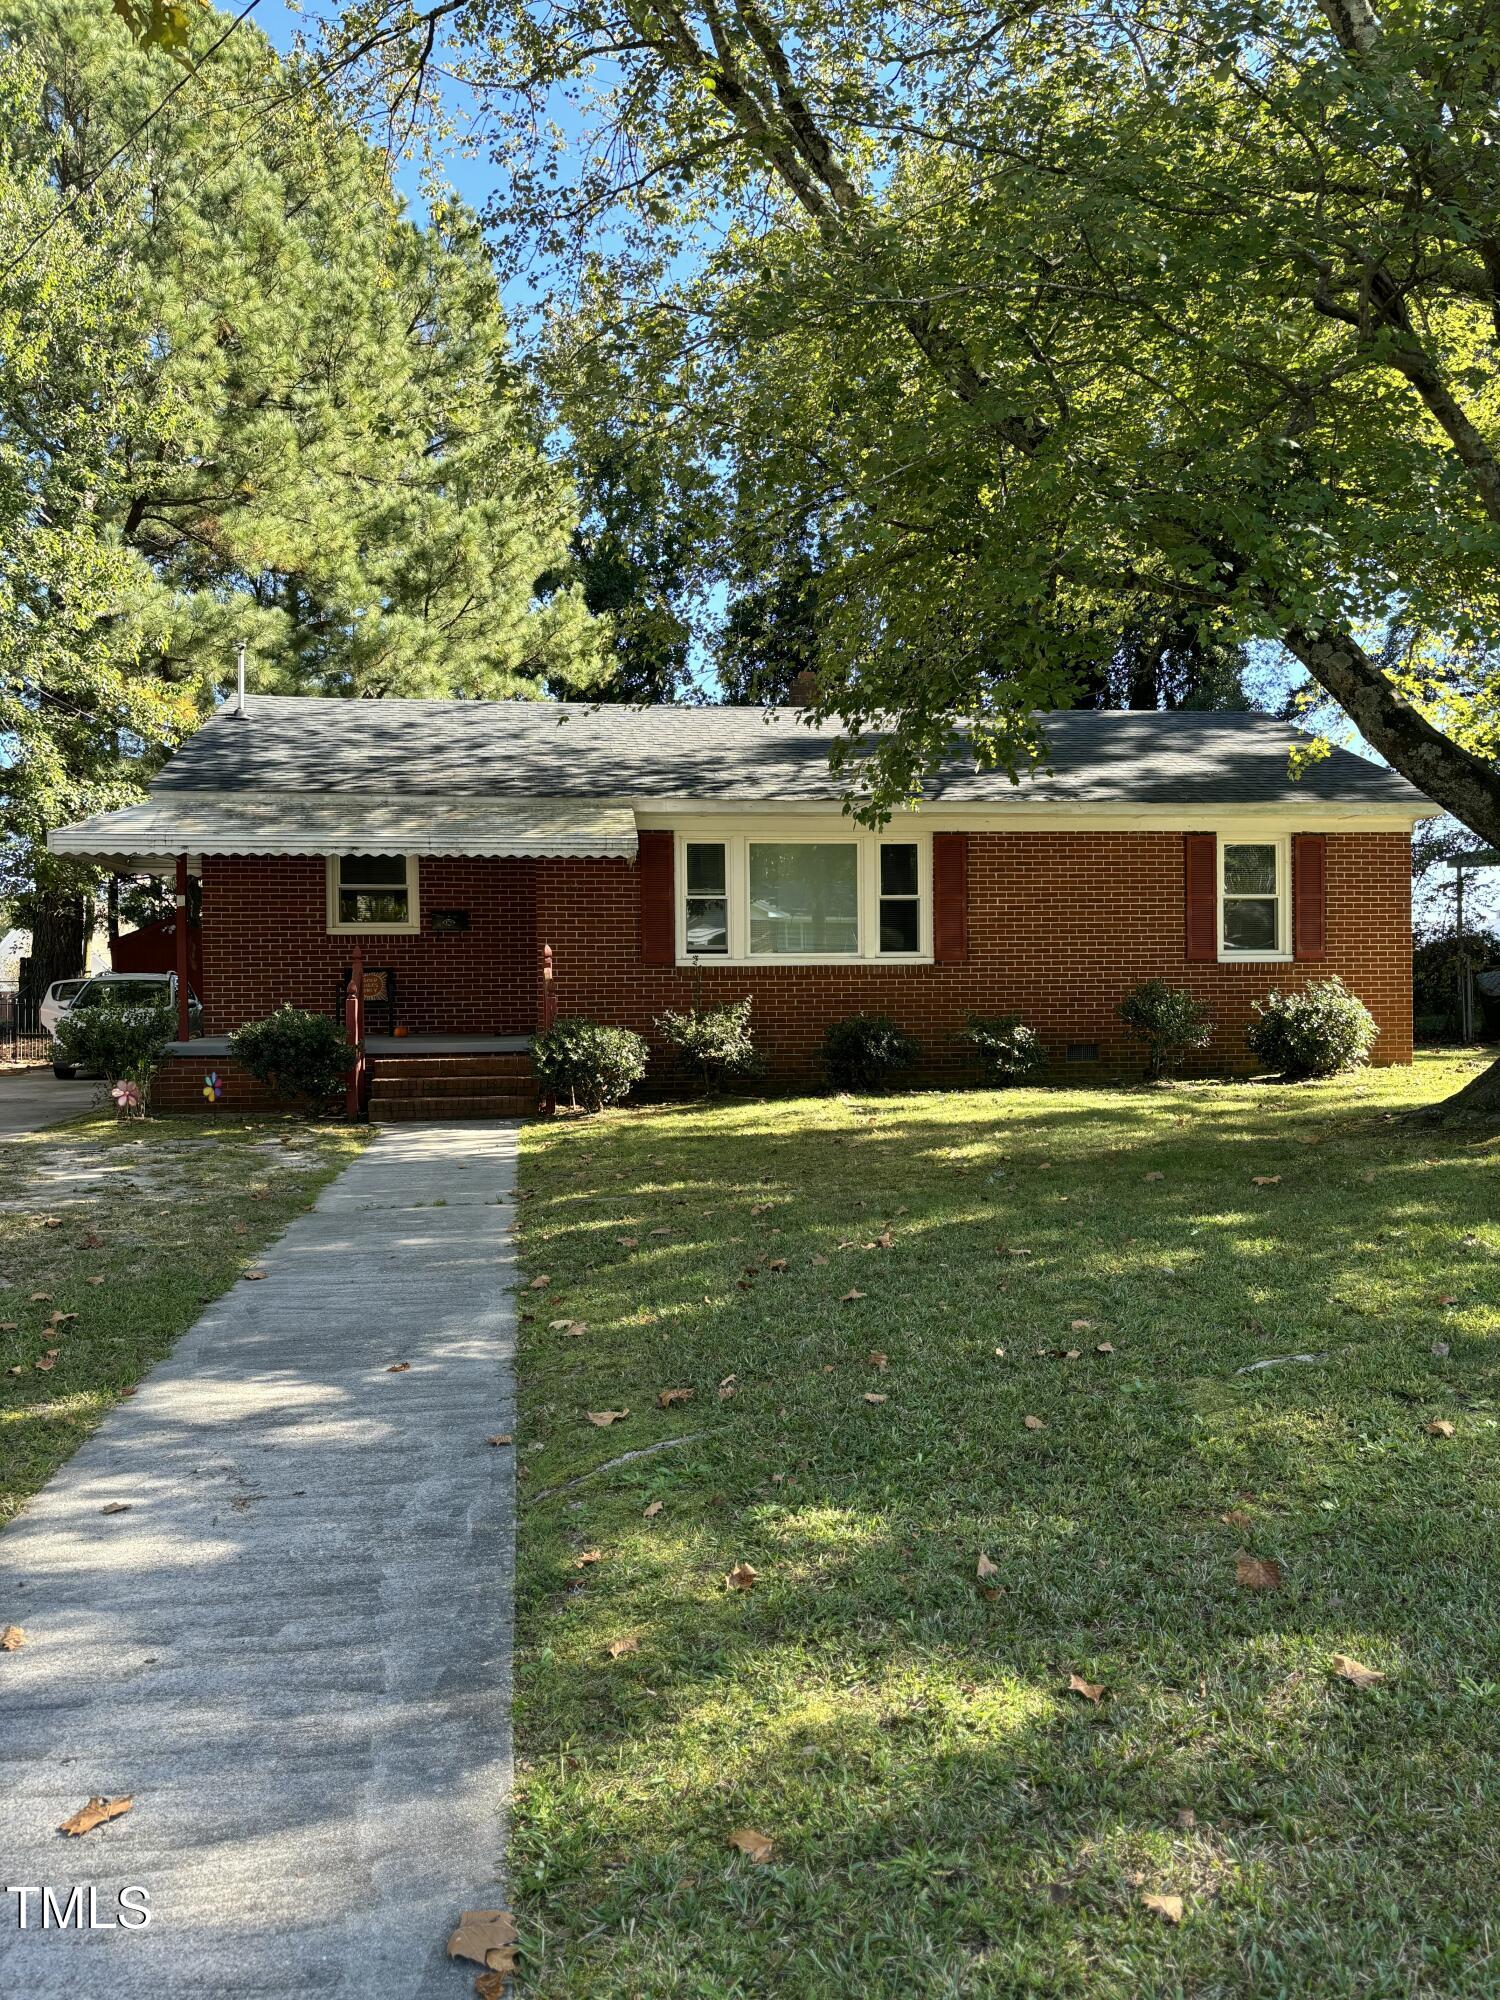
[53, 1001, 175, 1110]
[822, 1013, 919, 1092]
[654, 997, 759, 1093]
[1117, 980, 1213, 1079]
[534, 1018, 648, 1112]
[228, 1006, 353, 1106]
[1247, 978, 1378, 1079]
[960, 1012, 1046, 1085]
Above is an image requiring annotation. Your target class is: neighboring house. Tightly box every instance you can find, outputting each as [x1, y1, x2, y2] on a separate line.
[49, 697, 1435, 1106]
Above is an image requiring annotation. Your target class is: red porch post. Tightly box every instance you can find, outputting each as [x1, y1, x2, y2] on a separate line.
[174, 855, 191, 1041]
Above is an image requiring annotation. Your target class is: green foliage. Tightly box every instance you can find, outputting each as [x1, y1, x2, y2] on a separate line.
[1413, 930, 1500, 1039]
[426, 0, 1500, 843]
[1248, 979, 1379, 1080]
[822, 1014, 919, 1092]
[960, 1013, 1047, 1085]
[1117, 981, 1213, 1080]
[227, 1006, 353, 1106]
[52, 1000, 174, 1093]
[654, 997, 758, 1092]
[534, 1018, 648, 1112]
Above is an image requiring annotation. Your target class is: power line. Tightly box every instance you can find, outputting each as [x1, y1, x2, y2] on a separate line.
[0, 0, 263, 281]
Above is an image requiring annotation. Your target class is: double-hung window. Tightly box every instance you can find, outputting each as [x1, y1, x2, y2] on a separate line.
[675, 831, 927, 962]
[1219, 838, 1287, 958]
[327, 853, 420, 934]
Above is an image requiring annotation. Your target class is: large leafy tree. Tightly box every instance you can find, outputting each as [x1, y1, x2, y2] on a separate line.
[327, 0, 1498, 808]
[2, 0, 607, 985]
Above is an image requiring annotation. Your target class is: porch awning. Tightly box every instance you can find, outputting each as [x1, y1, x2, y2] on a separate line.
[47, 791, 639, 869]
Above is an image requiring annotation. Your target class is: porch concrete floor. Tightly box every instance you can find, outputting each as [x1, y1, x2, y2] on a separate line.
[0, 1122, 518, 1996]
[170, 1033, 533, 1056]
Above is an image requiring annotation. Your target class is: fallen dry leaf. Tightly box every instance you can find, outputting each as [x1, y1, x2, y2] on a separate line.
[810, 1253, 829, 1267]
[100, 1502, 130, 1516]
[867, 1350, 889, 1372]
[768, 1258, 788, 1273]
[42, 1217, 62, 1230]
[1331, 1652, 1385, 1689]
[30, 1292, 50, 1302]
[587, 1409, 629, 1427]
[1070, 1319, 1096, 1332]
[486, 1435, 513, 1448]
[548, 1317, 576, 1331]
[649, 1226, 671, 1237]
[573, 1550, 603, 1570]
[726, 1828, 774, 1863]
[1251, 1175, 1281, 1187]
[643, 1500, 663, 1519]
[1144, 1171, 1165, 1182]
[1, 1625, 23, 1651]
[1067, 1672, 1104, 1704]
[1141, 1892, 1183, 1925]
[386, 1362, 411, 1374]
[1023, 1414, 1046, 1431]
[606, 1634, 640, 1658]
[1096, 1341, 1115, 1355]
[59, 1796, 132, 1837]
[242, 1270, 267, 1283]
[528, 1274, 551, 1290]
[1438, 1293, 1458, 1307]
[616, 1237, 638, 1249]
[446, 1909, 519, 1971]
[862, 1392, 888, 1405]
[1427, 1419, 1456, 1437]
[1235, 1553, 1282, 1591]
[34, 1355, 55, 1371]
[976, 1552, 999, 1581]
[1064, 1349, 1081, 1362]
[86, 1275, 106, 1287]
[725, 1562, 758, 1591]
[474, 1969, 512, 2000]
[840, 1288, 867, 1303]
[658, 1387, 694, 1408]
[1220, 1508, 1254, 1529]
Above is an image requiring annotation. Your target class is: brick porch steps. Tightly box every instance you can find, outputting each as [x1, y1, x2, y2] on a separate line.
[367, 1052, 541, 1122]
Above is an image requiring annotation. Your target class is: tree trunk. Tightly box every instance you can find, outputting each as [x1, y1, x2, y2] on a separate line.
[1426, 1050, 1500, 1121]
[21, 889, 93, 1006]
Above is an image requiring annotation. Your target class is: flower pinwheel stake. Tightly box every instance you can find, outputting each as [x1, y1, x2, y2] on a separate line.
[111, 1080, 143, 1121]
[203, 1071, 223, 1106]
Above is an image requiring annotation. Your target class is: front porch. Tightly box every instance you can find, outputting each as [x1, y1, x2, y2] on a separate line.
[168, 1034, 536, 1057]
[157, 1030, 546, 1120]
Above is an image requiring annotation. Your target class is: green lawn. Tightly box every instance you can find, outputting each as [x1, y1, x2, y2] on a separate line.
[0, 1111, 368, 1522]
[510, 1050, 1500, 1999]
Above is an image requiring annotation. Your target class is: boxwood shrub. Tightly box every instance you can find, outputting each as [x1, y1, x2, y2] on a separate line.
[1247, 978, 1378, 1079]
[534, 1018, 648, 1112]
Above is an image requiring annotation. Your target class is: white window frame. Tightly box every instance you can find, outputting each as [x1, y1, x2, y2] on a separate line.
[1218, 833, 1290, 962]
[325, 853, 421, 935]
[674, 827, 931, 966]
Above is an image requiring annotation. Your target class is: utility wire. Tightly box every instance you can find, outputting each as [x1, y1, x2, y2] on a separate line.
[1, 0, 263, 281]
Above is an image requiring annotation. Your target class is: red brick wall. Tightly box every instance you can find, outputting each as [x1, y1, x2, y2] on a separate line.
[153, 1053, 303, 1114]
[199, 832, 1413, 1081]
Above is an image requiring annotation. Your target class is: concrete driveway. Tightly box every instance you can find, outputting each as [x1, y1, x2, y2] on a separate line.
[0, 1068, 95, 1137]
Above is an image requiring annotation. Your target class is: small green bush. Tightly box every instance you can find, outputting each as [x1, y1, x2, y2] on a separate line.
[960, 1012, 1046, 1085]
[654, 997, 758, 1093]
[1118, 980, 1213, 1079]
[53, 1000, 175, 1106]
[822, 1013, 919, 1092]
[1247, 977, 1378, 1079]
[228, 1005, 353, 1105]
[534, 1017, 648, 1112]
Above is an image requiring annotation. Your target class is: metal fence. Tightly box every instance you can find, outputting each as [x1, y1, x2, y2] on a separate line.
[0, 990, 49, 1066]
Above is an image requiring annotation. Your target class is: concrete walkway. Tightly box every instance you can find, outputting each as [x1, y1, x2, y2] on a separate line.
[0, 1068, 94, 1136]
[0, 1123, 518, 1997]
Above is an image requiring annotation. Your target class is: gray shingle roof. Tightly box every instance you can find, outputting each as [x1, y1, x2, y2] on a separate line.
[153, 696, 1429, 810]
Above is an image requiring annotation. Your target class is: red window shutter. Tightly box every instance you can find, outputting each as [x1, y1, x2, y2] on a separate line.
[637, 830, 675, 966]
[1293, 833, 1327, 960]
[1183, 833, 1218, 962]
[932, 832, 968, 962]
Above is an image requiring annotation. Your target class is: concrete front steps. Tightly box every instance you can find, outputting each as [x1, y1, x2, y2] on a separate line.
[367, 1051, 541, 1122]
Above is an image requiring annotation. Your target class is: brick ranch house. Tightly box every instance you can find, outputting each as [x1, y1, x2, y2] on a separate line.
[49, 696, 1435, 1116]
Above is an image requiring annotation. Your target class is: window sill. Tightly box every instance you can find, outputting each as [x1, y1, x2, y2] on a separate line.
[677, 955, 934, 969]
[327, 923, 421, 938]
[1217, 951, 1293, 965]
